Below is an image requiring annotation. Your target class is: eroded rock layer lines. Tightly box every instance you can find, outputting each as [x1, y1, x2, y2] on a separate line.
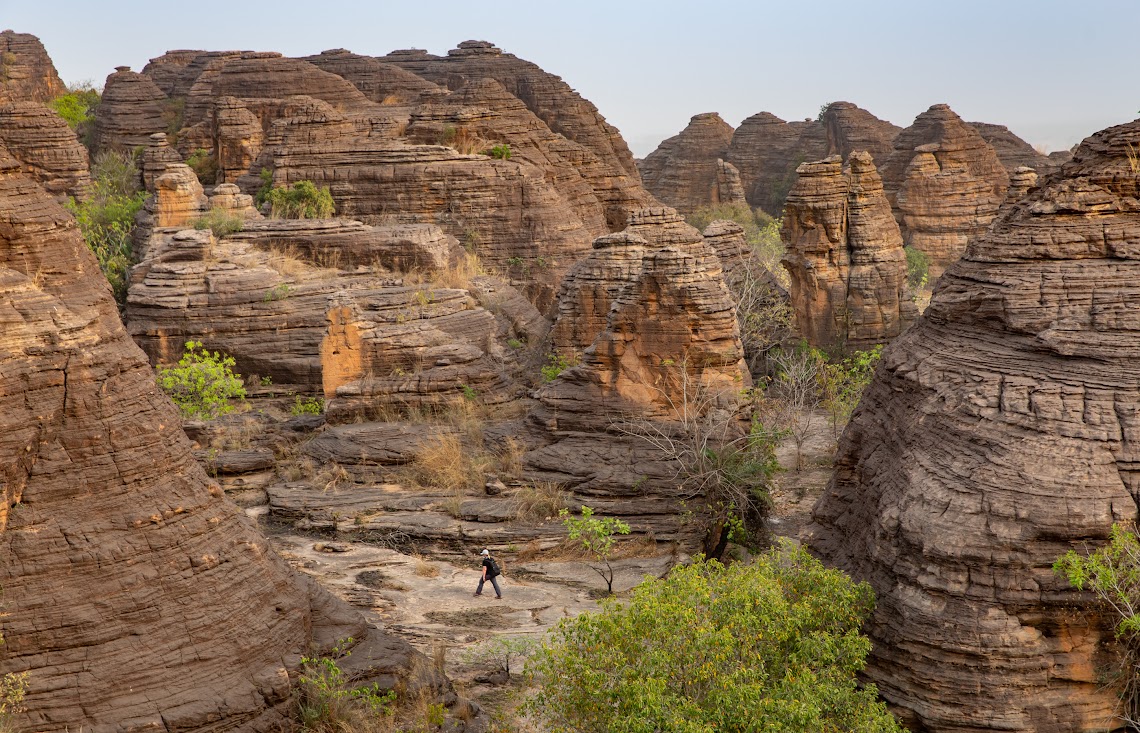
[781, 152, 915, 349]
[638, 112, 739, 215]
[807, 119, 1140, 733]
[880, 104, 1010, 278]
[93, 67, 170, 153]
[0, 102, 90, 201]
[969, 121, 1058, 175]
[0, 31, 64, 104]
[0, 143, 377, 733]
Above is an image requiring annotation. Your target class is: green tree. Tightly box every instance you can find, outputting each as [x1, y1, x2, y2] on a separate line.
[156, 341, 247, 420]
[559, 506, 630, 594]
[527, 544, 903, 733]
[904, 246, 930, 292]
[1054, 523, 1140, 723]
[818, 346, 882, 440]
[66, 149, 146, 305]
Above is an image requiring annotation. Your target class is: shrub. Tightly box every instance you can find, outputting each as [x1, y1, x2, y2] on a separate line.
[559, 506, 630, 594]
[540, 352, 579, 382]
[526, 544, 903, 733]
[1055, 523, 1140, 722]
[193, 208, 244, 237]
[66, 149, 146, 304]
[297, 639, 396, 733]
[818, 345, 882, 440]
[686, 203, 786, 287]
[290, 396, 324, 416]
[50, 80, 100, 144]
[905, 245, 931, 291]
[486, 143, 511, 160]
[185, 147, 218, 185]
[156, 341, 247, 420]
[463, 636, 538, 678]
[264, 180, 334, 219]
[254, 167, 274, 207]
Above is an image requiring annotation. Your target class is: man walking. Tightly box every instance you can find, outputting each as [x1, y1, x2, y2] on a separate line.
[474, 548, 502, 599]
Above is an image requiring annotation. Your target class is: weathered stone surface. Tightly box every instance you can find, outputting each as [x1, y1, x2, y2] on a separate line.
[139, 132, 183, 192]
[715, 158, 747, 207]
[807, 119, 1140, 732]
[151, 162, 208, 228]
[727, 112, 828, 216]
[0, 102, 89, 200]
[0, 31, 64, 104]
[970, 121, 1058, 175]
[550, 231, 648, 353]
[208, 182, 261, 219]
[638, 112, 738, 215]
[880, 104, 1010, 278]
[1004, 165, 1039, 205]
[142, 50, 251, 99]
[0, 142, 440, 733]
[819, 101, 901, 166]
[302, 49, 440, 104]
[93, 67, 170, 153]
[782, 152, 916, 349]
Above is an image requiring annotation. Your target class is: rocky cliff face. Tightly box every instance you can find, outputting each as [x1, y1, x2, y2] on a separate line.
[819, 101, 900, 166]
[969, 121, 1058, 175]
[302, 49, 441, 104]
[879, 104, 1010, 279]
[0, 31, 64, 104]
[781, 152, 915, 350]
[807, 119, 1140, 732]
[638, 112, 741, 215]
[93, 67, 171, 153]
[0, 142, 445, 732]
[0, 101, 89, 201]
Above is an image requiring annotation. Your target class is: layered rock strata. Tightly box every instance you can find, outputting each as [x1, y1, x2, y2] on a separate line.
[0, 143, 437, 733]
[819, 101, 901, 166]
[0, 101, 90, 200]
[0, 31, 64, 104]
[807, 119, 1140, 732]
[969, 121, 1058, 174]
[302, 49, 440, 104]
[92, 67, 171, 153]
[781, 153, 916, 350]
[726, 112, 828, 216]
[880, 104, 1010, 278]
[638, 112, 739, 215]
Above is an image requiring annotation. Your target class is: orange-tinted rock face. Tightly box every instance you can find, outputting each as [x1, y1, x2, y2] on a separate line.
[93, 67, 171, 153]
[0, 144, 351, 733]
[807, 119, 1140, 733]
[0, 31, 64, 104]
[880, 104, 1010, 278]
[0, 102, 89, 201]
[782, 152, 916, 350]
[638, 112, 741, 215]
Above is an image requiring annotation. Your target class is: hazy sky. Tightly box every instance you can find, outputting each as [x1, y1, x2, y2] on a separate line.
[2, 0, 1136, 156]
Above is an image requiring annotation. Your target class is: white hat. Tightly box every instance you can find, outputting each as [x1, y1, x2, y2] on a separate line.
[480, 549, 490, 556]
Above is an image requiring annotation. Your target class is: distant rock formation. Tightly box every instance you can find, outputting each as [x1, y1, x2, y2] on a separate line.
[0, 101, 89, 200]
[807, 119, 1140, 732]
[819, 101, 901, 166]
[969, 121, 1058, 175]
[781, 152, 916, 350]
[726, 112, 827, 216]
[302, 48, 441, 104]
[880, 104, 1010, 278]
[638, 112, 742, 214]
[92, 66, 170, 153]
[0, 30, 64, 104]
[0, 142, 450, 733]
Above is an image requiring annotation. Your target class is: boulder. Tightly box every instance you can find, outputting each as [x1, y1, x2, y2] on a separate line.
[807, 119, 1140, 732]
[782, 152, 916, 350]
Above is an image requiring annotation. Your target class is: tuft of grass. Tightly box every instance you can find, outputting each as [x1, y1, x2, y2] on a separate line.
[414, 555, 440, 578]
[511, 481, 568, 521]
[193, 208, 244, 237]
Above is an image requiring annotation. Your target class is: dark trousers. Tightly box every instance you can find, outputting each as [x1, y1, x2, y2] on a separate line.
[476, 574, 502, 597]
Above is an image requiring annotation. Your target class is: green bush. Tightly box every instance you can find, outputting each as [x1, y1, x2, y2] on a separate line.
[527, 544, 903, 733]
[264, 180, 335, 219]
[297, 638, 396, 732]
[818, 346, 882, 440]
[156, 341, 247, 420]
[66, 150, 146, 304]
[50, 81, 100, 145]
[185, 147, 218, 186]
[905, 246, 931, 292]
[193, 208, 244, 237]
[686, 203, 786, 287]
[254, 167, 274, 207]
[541, 352, 580, 383]
[290, 396, 324, 416]
[560, 506, 630, 594]
[486, 143, 511, 160]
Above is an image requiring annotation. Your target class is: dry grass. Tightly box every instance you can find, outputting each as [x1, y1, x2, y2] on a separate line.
[402, 251, 484, 292]
[208, 415, 265, 452]
[265, 244, 310, 278]
[411, 433, 485, 493]
[414, 555, 440, 578]
[316, 463, 351, 492]
[510, 482, 568, 521]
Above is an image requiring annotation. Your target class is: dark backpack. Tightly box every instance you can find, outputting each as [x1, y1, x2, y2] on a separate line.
[487, 557, 501, 578]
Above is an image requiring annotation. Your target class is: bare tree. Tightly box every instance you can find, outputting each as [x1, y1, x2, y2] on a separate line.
[770, 346, 824, 470]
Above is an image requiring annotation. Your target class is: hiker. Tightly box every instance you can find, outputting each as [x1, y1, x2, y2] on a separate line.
[474, 548, 502, 599]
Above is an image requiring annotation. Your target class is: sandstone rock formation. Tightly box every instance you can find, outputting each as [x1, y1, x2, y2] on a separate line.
[880, 104, 1010, 278]
[302, 49, 441, 104]
[638, 112, 741, 215]
[0, 101, 89, 200]
[819, 101, 901, 166]
[0, 142, 448, 732]
[781, 152, 916, 350]
[93, 67, 171, 153]
[726, 112, 828, 216]
[1004, 165, 1039, 204]
[0, 31, 64, 104]
[969, 121, 1057, 174]
[525, 207, 748, 540]
[808, 119, 1140, 732]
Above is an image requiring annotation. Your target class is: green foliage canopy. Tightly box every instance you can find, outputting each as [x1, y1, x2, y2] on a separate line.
[156, 341, 247, 420]
[527, 544, 903, 733]
[264, 180, 335, 219]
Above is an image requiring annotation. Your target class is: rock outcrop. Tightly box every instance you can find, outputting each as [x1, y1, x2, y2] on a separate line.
[638, 112, 740, 215]
[0, 102, 89, 200]
[92, 67, 171, 153]
[0, 143, 443, 732]
[726, 112, 828, 216]
[969, 121, 1057, 175]
[880, 104, 1010, 278]
[781, 152, 916, 350]
[302, 49, 441, 104]
[0, 31, 64, 104]
[819, 101, 901, 166]
[807, 119, 1140, 732]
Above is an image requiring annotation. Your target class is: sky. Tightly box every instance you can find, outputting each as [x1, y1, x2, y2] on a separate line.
[2, 0, 1137, 157]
